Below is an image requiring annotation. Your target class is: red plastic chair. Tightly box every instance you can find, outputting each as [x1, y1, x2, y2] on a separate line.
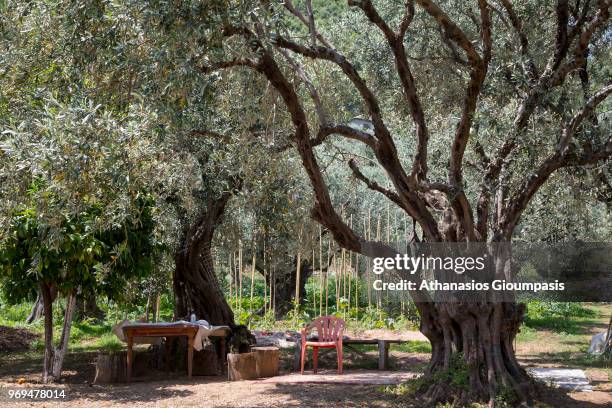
[300, 316, 345, 374]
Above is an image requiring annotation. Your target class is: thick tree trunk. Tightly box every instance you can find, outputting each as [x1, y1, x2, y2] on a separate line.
[51, 293, 77, 380]
[267, 257, 313, 318]
[173, 193, 234, 325]
[412, 246, 533, 405]
[40, 283, 54, 384]
[419, 301, 530, 405]
[75, 294, 105, 321]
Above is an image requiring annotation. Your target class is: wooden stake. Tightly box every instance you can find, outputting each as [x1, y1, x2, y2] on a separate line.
[347, 251, 352, 318]
[295, 251, 301, 308]
[270, 263, 274, 312]
[355, 253, 359, 314]
[271, 265, 276, 321]
[335, 249, 340, 310]
[341, 248, 346, 305]
[319, 227, 323, 316]
[263, 241, 267, 316]
[229, 252, 233, 307]
[326, 240, 330, 315]
[367, 209, 372, 308]
[154, 293, 160, 323]
[239, 242, 243, 313]
[312, 248, 317, 314]
[386, 203, 390, 243]
[376, 216, 382, 313]
[249, 251, 256, 315]
[234, 251, 239, 309]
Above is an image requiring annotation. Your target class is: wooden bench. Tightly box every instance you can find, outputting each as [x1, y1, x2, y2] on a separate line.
[293, 338, 405, 371]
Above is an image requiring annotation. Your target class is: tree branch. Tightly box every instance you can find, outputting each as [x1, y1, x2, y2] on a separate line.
[312, 124, 377, 148]
[348, 158, 409, 212]
[479, 1, 609, 238]
[350, 0, 430, 179]
[272, 34, 440, 234]
[499, 0, 539, 81]
[199, 58, 259, 74]
[552, 0, 570, 71]
[277, 48, 328, 124]
[399, 0, 416, 39]
[416, 0, 483, 67]
[501, 84, 612, 236]
[283, 0, 335, 49]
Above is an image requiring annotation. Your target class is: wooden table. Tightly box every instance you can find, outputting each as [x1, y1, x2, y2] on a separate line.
[122, 323, 209, 382]
[293, 338, 406, 371]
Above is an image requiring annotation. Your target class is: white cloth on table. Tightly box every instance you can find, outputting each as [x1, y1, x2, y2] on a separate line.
[113, 320, 231, 351]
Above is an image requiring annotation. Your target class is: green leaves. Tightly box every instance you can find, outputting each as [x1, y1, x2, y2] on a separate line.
[0, 191, 160, 303]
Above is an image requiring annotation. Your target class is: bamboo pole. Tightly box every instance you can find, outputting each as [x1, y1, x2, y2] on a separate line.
[355, 253, 359, 314]
[367, 209, 371, 308]
[335, 248, 340, 310]
[239, 241, 243, 313]
[234, 251, 239, 309]
[326, 240, 330, 315]
[263, 241, 267, 316]
[340, 248, 346, 306]
[385, 209, 390, 307]
[312, 248, 317, 314]
[376, 216, 382, 313]
[154, 293, 160, 323]
[295, 251, 301, 308]
[270, 265, 276, 321]
[319, 226, 323, 316]
[347, 250, 352, 318]
[249, 251, 256, 315]
[229, 252, 233, 306]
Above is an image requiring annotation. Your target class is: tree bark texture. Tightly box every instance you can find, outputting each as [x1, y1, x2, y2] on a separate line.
[51, 293, 77, 380]
[75, 293, 105, 321]
[266, 256, 313, 318]
[173, 192, 235, 325]
[26, 286, 57, 324]
[40, 282, 54, 384]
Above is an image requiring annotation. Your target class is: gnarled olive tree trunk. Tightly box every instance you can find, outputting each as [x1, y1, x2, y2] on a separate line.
[173, 193, 234, 325]
[419, 299, 528, 402]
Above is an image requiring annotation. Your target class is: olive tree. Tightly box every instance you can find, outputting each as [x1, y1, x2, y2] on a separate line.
[201, 0, 611, 404]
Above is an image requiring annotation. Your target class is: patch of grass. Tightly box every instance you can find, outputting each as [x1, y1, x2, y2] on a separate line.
[516, 324, 538, 342]
[69, 320, 112, 343]
[395, 340, 432, 353]
[531, 350, 611, 370]
[92, 333, 124, 352]
[524, 302, 598, 334]
[0, 302, 32, 325]
[381, 353, 469, 398]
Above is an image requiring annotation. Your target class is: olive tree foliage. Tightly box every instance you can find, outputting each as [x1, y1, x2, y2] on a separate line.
[198, 0, 611, 403]
[0, 0, 173, 382]
[100, 0, 320, 322]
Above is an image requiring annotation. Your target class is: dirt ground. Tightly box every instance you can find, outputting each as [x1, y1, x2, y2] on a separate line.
[1, 336, 610, 408]
[1, 371, 609, 408]
[0, 326, 40, 352]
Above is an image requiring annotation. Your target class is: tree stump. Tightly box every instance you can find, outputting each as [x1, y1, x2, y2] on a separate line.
[252, 347, 279, 378]
[227, 352, 258, 381]
[94, 351, 127, 383]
